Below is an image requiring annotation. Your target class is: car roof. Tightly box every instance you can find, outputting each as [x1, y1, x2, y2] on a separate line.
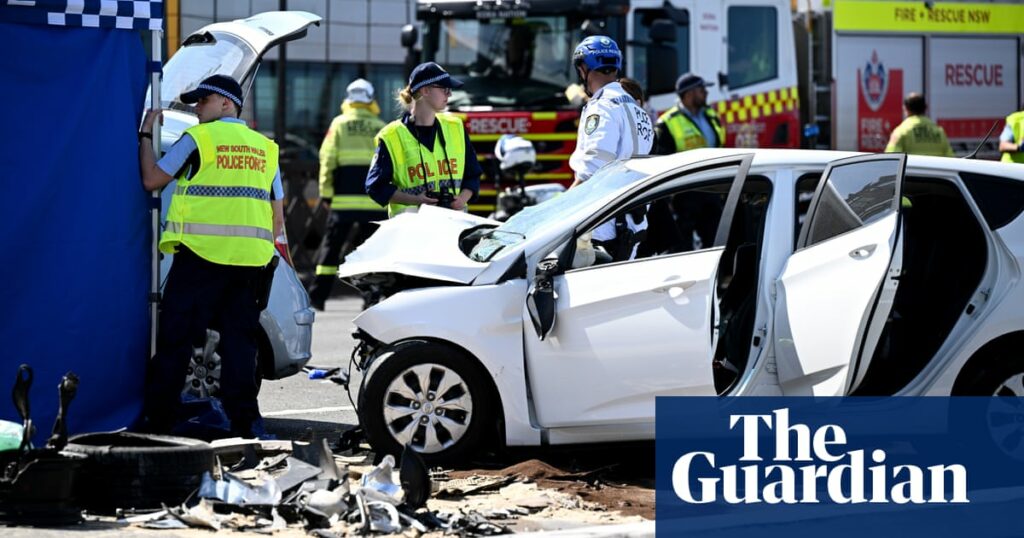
[628, 148, 1024, 182]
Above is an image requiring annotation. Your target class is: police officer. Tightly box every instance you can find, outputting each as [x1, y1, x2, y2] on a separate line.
[308, 79, 386, 310]
[885, 93, 953, 156]
[654, 73, 725, 155]
[999, 105, 1024, 163]
[654, 73, 725, 252]
[139, 74, 282, 438]
[365, 62, 481, 217]
[568, 36, 654, 261]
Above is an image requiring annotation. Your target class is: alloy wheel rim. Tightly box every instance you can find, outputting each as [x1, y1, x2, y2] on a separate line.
[382, 363, 473, 454]
[987, 372, 1024, 461]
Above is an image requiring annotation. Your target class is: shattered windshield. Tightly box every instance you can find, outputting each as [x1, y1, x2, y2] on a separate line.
[148, 32, 256, 113]
[470, 162, 647, 261]
[430, 17, 577, 110]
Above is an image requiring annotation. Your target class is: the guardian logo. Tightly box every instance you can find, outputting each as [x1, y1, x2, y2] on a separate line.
[672, 409, 968, 505]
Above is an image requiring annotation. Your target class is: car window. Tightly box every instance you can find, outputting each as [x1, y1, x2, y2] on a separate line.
[727, 6, 778, 89]
[154, 32, 257, 112]
[960, 172, 1024, 230]
[803, 160, 900, 248]
[794, 173, 821, 249]
[469, 161, 648, 262]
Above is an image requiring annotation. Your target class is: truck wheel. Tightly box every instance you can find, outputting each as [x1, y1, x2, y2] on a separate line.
[359, 341, 494, 464]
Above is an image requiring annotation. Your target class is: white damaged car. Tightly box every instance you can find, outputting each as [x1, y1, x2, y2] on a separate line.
[340, 149, 1024, 462]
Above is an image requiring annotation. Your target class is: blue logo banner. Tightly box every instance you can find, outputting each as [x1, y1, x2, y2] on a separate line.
[656, 397, 1023, 537]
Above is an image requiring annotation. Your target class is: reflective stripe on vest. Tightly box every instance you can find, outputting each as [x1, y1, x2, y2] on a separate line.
[331, 194, 385, 211]
[1003, 111, 1024, 164]
[376, 114, 467, 218]
[659, 106, 725, 151]
[160, 121, 279, 267]
[316, 265, 339, 276]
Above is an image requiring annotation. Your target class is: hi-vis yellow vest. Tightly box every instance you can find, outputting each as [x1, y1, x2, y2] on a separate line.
[659, 105, 726, 151]
[160, 121, 279, 267]
[376, 114, 466, 217]
[1002, 111, 1024, 164]
[319, 102, 386, 210]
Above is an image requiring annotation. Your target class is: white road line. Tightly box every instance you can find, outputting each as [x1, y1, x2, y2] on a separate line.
[263, 405, 355, 417]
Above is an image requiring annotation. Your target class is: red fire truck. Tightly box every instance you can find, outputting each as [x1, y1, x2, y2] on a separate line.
[404, 0, 799, 212]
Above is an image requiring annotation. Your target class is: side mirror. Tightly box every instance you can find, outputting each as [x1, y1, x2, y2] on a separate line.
[526, 259, 559, 340]
[649, 19, 676, 43]
[717, 71, 729, 89]
[646, 43, 678, 95]
[400, 24, 418, 48]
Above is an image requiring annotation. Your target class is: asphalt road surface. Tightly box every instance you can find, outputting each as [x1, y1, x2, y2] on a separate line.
[258, 295, 362, 441]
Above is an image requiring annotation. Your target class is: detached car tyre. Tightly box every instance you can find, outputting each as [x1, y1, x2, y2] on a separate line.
[359, 341, 495, 464]
[64, 432, 214, 512]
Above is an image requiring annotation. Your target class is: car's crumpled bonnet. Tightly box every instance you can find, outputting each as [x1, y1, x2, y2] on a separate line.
[337, 205, 495, 284]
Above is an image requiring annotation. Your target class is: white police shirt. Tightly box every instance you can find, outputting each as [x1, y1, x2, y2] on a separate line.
[570, 81, 653, 182]
[570, 82, 654, 242]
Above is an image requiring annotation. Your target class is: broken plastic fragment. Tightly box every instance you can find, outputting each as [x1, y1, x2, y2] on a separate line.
[197, 471, 282, 505]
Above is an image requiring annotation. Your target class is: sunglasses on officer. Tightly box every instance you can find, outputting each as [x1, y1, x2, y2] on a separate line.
[427, 85, 452, 96]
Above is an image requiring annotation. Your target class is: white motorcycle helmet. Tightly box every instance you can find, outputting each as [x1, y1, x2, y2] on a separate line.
[494, 134, 536, 171]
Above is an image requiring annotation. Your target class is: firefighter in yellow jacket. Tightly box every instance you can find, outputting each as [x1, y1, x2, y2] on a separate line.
[308, 79, 386, 310]
[138, 75, 281, 438]
[885, 93, 953, 157]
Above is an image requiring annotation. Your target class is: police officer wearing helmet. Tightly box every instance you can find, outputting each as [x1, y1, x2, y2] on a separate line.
[365, 62, 482, 217]
[654, 73, 725, 154]
[999, 104, 1024, 163]
[138, 74, 283, 438]
[569, 35, 654, 261]
[885, 93, 953, 157]
[308, 78, 386, 310]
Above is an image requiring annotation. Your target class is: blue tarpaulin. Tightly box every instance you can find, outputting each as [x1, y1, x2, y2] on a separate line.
[0, 14, 154, 440]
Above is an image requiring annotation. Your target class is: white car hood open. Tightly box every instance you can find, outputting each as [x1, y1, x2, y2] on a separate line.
[337, 206, 496, 284]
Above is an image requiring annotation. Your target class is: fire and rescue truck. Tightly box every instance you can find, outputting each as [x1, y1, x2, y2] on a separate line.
[795, 0, 1023, 158]
[403, 0, 1024, 213]
[403, 0, 801, 212]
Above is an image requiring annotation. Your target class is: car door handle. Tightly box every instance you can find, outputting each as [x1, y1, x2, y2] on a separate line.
[849, 245, 877, 260]
[652, 279, 696, 293]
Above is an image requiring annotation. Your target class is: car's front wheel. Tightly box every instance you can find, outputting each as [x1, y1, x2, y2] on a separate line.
[359, 341, 494, 464]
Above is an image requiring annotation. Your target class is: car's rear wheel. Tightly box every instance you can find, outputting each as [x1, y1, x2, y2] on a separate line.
[359, 341, 494, 464]
[956, 355, 1024, 463]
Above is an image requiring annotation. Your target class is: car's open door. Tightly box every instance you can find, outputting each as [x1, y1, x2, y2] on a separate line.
[523, 155, 754, 429]
[773, 154, 907, 395]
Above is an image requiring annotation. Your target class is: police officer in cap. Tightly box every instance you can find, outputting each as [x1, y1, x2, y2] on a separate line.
[569, 35, 654, 261]
[654, 73, 725, 154]
[365, 62, 482, 216]
[139, 74, 283, 438]
[308, 78, 386, 310]
[885, 92, 953, 156]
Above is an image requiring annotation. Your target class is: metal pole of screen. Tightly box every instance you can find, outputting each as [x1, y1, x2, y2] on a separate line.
[150, 29, 163, 358]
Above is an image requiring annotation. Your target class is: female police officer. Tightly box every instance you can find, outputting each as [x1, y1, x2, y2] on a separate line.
[365, 62, 481, 216]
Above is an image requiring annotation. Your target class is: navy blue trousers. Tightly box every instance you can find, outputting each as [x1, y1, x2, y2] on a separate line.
[307, 210, 379, 307]
[144, 247, 263, 436]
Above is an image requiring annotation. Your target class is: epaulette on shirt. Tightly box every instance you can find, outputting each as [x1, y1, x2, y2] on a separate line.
[608, 94, 638, 107]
